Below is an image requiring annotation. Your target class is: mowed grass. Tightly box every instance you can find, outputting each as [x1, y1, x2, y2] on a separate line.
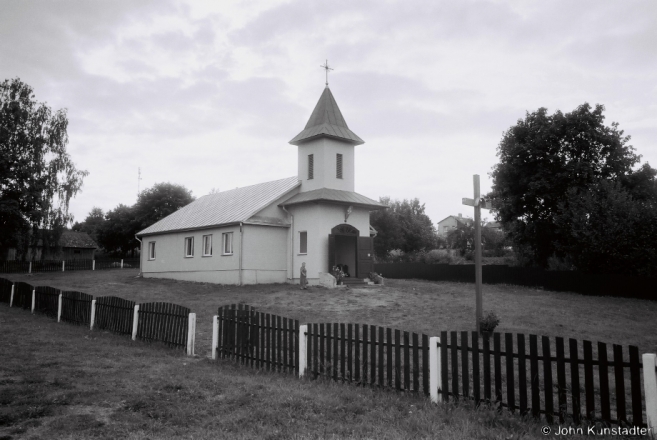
[0, 306, 552, 440]
[1, 270, 654, 439]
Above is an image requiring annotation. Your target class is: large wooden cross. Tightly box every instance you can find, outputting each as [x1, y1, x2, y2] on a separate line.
[462, 174, 493, 333]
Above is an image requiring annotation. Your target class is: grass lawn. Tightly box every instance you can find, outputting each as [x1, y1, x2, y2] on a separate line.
[1, 270, 654, 439]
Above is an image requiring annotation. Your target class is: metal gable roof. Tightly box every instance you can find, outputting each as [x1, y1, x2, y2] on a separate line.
[280, 187, 387, 210]
[289, 87, 364, 146]
[137, 177, 300, 236]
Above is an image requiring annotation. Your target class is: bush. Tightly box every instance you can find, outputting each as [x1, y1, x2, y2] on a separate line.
[479, 311, 500, 334]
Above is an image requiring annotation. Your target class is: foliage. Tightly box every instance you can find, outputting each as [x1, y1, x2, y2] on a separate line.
[0, 78, 88, 259]
[446, 220, 505, 257]
[96, 204, 140, 256]
[489, 103, 656, 271]
[370, 196, 437, 258]
[479, 311, 500, 334]
[72, 207, 105, 243]
[134, 182, 194, 230]
[553, 180, 657, 277]
[383, 249, 455, 264]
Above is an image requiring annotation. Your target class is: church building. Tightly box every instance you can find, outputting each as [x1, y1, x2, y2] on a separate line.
[136, 84, 386, 285]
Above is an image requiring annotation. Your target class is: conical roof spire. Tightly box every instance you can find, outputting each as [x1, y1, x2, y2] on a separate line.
[289, 87, 364, 146]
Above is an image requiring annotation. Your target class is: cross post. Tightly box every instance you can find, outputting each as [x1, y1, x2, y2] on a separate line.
[462, 174, 493, 333]
[320, 60, 333, 87]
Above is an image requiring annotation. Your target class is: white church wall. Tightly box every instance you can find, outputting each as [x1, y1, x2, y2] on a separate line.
[297, 138, 355, 193]
[242, 225, 288, 284]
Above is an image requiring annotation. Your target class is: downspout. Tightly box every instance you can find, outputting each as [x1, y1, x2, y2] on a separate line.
[134, 235, 142, 277]
[281, 206, 293, 281]
[239, 222, 244, 286]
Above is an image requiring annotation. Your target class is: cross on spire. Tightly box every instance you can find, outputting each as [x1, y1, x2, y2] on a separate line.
[320, 60, 333, 87]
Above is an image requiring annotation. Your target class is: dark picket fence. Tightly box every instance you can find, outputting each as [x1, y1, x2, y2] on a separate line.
[95, 296, 136, 335]
[440, 332, 646, 427]
[0, 258, 140, 274]
[306, 323, 432, 395]
[136, 302, 190, 349]
[216, 304, 300, 374]
[60, 291, 93, 325]
[34, 286, 60, 317]
[13, 282, 33, 309]
[0, 261, 30, 274]
[64, 259, 93, 271]
[0, 278, 12, 303]
[374, 263, 657, 300]
[32, 260, 63, 272]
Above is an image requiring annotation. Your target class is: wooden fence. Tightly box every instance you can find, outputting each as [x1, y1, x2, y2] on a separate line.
[0, 258, 140, 274]
[437, 331, 646, 427]
[34, 286, 60, 317]
[13, 282, 32, 309]
[95, 296, 136, 335]
[215, 304, 299, 374]
[373, 263, 657, 300]
[0, 277, 12, 303]
[61, 291, 93, 325]
[136, 302, 190, 349]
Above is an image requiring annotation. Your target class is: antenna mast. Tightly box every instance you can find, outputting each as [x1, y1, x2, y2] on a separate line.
[137, 167, 142, 198]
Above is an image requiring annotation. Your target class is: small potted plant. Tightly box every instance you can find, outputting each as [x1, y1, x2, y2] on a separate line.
[332, 266, 345, 285]
[479, 311, 500, 337]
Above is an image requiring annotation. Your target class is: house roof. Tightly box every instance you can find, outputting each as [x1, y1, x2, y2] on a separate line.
[280, 187, 387, 210]
[289, 87, 364, 146]
[437, 215, 474, 226]
[60, 231, 97, 249]
[137, 177, 300, 236]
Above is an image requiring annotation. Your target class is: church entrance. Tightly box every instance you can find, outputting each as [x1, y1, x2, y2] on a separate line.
[328, 224, 374, 279]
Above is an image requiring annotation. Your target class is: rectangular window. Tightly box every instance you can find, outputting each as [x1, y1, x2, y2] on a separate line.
[203, 235, 213, 256]
[299, 231, 307, 254]
[148, 242, 156, 260]
[336, 153, 343, 179]
[308, 154, 314, 180]
[222, 232, 233, 255]
[184, 237, 194, 257]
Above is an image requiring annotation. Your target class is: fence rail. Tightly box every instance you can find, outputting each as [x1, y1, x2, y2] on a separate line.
[136, 302, 190, 349]
[95, 296, 136, 335]
[373, 263, 657, 300]
[61, 291, 93, 325]
[34, 286, 59, 317]
[0, 258, 140, 274]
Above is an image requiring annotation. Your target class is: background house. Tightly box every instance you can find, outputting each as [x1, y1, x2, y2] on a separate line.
[2, 230, 98, 261]
[437, 214, 473, 237]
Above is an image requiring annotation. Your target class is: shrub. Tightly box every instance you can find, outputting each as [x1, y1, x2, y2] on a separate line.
[479, 311, 500, 334]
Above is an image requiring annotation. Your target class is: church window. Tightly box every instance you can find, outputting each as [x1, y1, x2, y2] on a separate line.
[222, 232, 233, 255]
[203, 235, 212, 256]
[148, 241, 156, 260]
[336, 154, 343, 179]
[299, 231, 307, 254]
[184, 237, 194, 257]
[308, 154, 314, 180]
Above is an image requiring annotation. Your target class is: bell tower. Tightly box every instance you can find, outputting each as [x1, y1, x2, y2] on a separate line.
[289, 86, 364, 193]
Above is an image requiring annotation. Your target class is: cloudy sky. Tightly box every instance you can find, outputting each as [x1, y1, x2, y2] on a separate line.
[2, 0, 656, 227]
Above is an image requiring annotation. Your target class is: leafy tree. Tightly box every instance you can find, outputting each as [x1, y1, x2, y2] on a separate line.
[96, 204, 139, 256]
[446, 220, 505, 256]
[553, 181, 657, 277]
[370, 197, 437, 258]
[0, 78, 87, 259]
[72, 207, 105, 243]
[489, 103, 653, 268]
[134, 182, 194, 230]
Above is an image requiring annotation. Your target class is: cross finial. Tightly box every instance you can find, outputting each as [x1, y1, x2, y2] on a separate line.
[320, 59, 333, 87]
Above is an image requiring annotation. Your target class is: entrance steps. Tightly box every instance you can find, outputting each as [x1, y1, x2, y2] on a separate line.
[340, 278, 370, 286]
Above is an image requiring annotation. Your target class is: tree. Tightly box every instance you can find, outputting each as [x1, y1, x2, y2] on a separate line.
[446, 220, 505, 257]
[0, 78, 88, 259]
[96, 204, 139, 256]
[489, 103, 653, 268]
[72, 207, 105, 243]
[370, 197, 437, 258]
[134, 182, 194, 230]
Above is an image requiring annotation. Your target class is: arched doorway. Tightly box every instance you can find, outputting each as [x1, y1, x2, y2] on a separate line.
[328, 224, 374, 278]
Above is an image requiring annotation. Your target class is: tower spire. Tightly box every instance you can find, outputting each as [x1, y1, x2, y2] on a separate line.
[320, 60, 333, 87]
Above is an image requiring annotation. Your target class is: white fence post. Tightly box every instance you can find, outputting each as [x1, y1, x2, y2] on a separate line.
[92, 260, 95, 271]
[131, 305, 140, 340]
[430, 336, 442, 403]
[57, 293, 62, 322]
[9, 284, 14, 307]
[90, 299, 96, 330]
[62, 260, 65, 272]
[121, 259, 124, 269]
[28, 261, 32, 274]
[31, 289, 35, 314]
[187, 313, 196, 356]
[644, 353, 657, 435]
[299, 324, 308, 378]
[212, 315, 219, 360]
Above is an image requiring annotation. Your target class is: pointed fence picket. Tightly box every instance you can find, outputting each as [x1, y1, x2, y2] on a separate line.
[34, 286, 60, 317]
[136, 302, 190, 350]
[94, 296, 136, 335]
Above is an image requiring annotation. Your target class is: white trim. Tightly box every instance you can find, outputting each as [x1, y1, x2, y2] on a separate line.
[202, 234, 213, 257]
[222, 232, 233, 255]
[184, 236, 194, 258]
[148, 241, 156, 260]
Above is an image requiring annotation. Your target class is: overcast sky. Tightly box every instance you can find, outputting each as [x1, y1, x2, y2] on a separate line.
[2, 0, 656, 228]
